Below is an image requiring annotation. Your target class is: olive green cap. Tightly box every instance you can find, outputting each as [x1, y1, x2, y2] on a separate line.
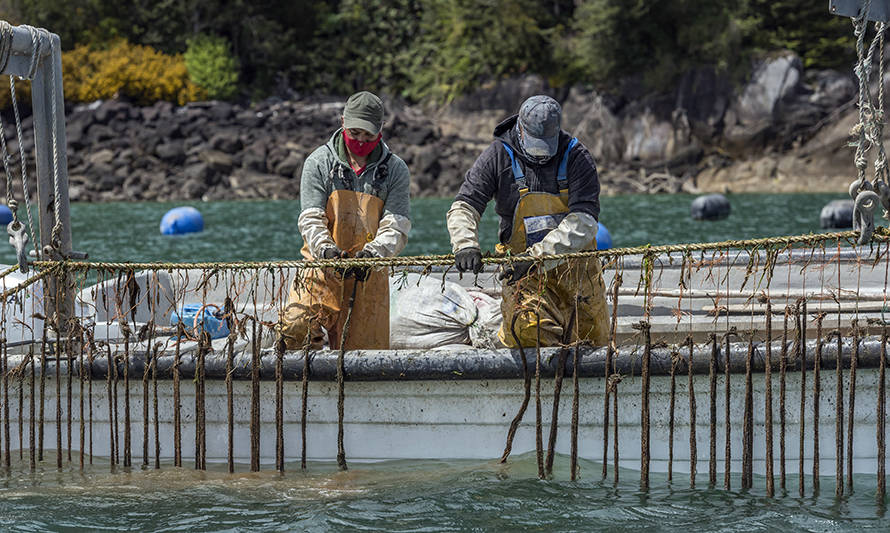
[343, 91, 384, 135]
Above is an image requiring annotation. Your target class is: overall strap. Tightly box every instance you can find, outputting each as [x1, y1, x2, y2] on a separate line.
[501, 142, 525, 182]
[557, 137, 579, 183]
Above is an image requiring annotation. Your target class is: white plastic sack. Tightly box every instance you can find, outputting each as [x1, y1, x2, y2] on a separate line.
[467, 290, 503, 349]
[390, 276, 478, 349]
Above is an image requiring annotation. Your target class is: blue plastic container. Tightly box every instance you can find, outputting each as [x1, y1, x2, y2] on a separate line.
[0, 205, 12, 226]
[169, 303, 229, 339]
[596, 223, 612, 250]
[160, 206, 204, 235]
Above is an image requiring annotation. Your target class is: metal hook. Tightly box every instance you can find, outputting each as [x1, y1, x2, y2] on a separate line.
[7, 220, 28, 273]
[853, 189, 880, 245]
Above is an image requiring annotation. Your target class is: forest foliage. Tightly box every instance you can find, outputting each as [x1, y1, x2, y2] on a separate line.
[0, 0, 860, 104]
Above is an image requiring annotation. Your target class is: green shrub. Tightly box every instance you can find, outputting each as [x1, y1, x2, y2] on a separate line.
[184, 34, 240, 101]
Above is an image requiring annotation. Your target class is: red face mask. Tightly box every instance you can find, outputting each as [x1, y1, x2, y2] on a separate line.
[343, 130, 381, 157]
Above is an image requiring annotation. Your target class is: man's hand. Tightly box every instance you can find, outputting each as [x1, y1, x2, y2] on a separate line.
[321, 246, 348, 260]
[321, 246, 351, 278]
[349, 249, 375, 282]
[499, 256, 536, 285]
[455, 247, 483, 274]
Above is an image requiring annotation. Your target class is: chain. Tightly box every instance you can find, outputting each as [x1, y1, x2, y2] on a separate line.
[850, 2, 889, 244]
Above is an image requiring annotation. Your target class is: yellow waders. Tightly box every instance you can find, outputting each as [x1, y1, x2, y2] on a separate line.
[497, 189, 610, 348]
[279, 190, 390, 350]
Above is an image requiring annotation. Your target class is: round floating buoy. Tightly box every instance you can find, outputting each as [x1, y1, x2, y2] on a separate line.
[596, 222, 612, 250]
[0, 205, 11, 226]
[819, 199, 854, 229]
[160, 206, 204, 235]
[690, 193, 731, 221]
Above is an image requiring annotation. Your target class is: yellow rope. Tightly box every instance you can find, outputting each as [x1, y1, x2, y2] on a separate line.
[0, 264, 21, 281]
[0, 265, 59, 301]
[27, 228, 884, 273]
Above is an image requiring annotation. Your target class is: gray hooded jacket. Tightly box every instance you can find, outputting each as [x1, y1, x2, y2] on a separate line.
[299, 129, 412, 258]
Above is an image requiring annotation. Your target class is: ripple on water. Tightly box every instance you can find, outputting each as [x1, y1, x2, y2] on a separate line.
[1, 454, 890, 531]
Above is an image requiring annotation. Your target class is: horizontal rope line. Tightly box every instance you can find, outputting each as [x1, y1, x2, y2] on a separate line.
[27, 229, 884, 272]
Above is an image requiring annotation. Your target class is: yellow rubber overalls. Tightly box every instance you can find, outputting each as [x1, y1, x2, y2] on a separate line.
[497, 138, 610, 348]
[279, 189, 390, 350]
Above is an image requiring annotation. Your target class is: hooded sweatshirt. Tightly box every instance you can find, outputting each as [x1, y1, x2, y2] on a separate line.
[298, 128, 412, 258]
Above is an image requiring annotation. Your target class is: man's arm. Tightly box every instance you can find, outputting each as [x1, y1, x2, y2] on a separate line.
[363, 158, 412, 258]
[447, 143, 501, 252]
[298, 150, 337, 258]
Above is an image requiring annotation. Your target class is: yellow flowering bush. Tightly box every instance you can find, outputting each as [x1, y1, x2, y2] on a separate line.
[0, 40, 205, 109]
[62, 40, 205, 105]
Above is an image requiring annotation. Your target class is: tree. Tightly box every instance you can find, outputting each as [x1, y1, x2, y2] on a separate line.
[407, 0, 555, 102]
[744, 0, 855, 70]
[567, 0, 747, 91]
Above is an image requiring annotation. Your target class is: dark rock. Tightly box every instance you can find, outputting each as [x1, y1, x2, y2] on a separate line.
[183, 163, 216, 185]
[208, 131, 242, 153]
[274, 152, 303, 178]
[183, 178, 208, 198]
[95, 167, 121, 192]
[674, 67, 732, 141]
[820, 199, 854, 229]
[723, 52, 803, 151]
[87, 124, 116, 144]
[199, 150, 234, 173]
[241, 144, 267, 173]
[208, 102, 234, 122]
[87, 149, 115, 167]
[236, 110, 265, 128]
[691, 193, 731, 221]
[141, 101, 174, 122]
[94, 100, 133, 124]
[155, 142, 186, 165]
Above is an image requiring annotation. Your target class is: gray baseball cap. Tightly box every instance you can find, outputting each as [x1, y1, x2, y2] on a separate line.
[343, 91, 384, 135]
[518, 95, 561, 157]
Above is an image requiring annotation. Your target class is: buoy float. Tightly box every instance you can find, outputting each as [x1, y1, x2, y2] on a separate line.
[160, 206, 204, 235]
[596, 222, 612, 250]
[819, 199, 854, 229]
[0, 205, 11, 226]
[690, 193, 731, 221]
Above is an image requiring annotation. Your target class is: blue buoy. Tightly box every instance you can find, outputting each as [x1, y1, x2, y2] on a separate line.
[0, 205, 11, 226]
[596, 222, 612, 250]
[160, 206, 204, 235]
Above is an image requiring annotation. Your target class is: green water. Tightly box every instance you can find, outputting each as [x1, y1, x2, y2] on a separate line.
[3, 192, 888, 531]
[1, 455, 888, 531]
[0, 192, 859, 265]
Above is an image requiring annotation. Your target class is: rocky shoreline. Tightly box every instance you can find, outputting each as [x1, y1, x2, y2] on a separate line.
[0, 50, 869, 203]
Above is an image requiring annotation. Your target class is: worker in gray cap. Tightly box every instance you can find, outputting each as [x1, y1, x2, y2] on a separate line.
[446, 95, 608, 347]
[280, 91, 411, 350]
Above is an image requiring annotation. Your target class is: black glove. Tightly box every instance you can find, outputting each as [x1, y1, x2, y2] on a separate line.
[455, 247, 483, 274]
[321, 246, 351, 278]
[348, 249, 375, 282]
[498, 256, 536, 285]
[321, 246, 347, 260]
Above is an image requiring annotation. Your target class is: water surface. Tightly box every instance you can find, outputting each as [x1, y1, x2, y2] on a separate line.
[0, 193, 857, 265]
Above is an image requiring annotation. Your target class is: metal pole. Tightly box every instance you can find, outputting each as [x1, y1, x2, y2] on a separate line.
[24, 28, 74, 329]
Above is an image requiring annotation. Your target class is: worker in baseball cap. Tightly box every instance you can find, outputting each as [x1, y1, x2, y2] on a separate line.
[446, 95, 609, 347]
